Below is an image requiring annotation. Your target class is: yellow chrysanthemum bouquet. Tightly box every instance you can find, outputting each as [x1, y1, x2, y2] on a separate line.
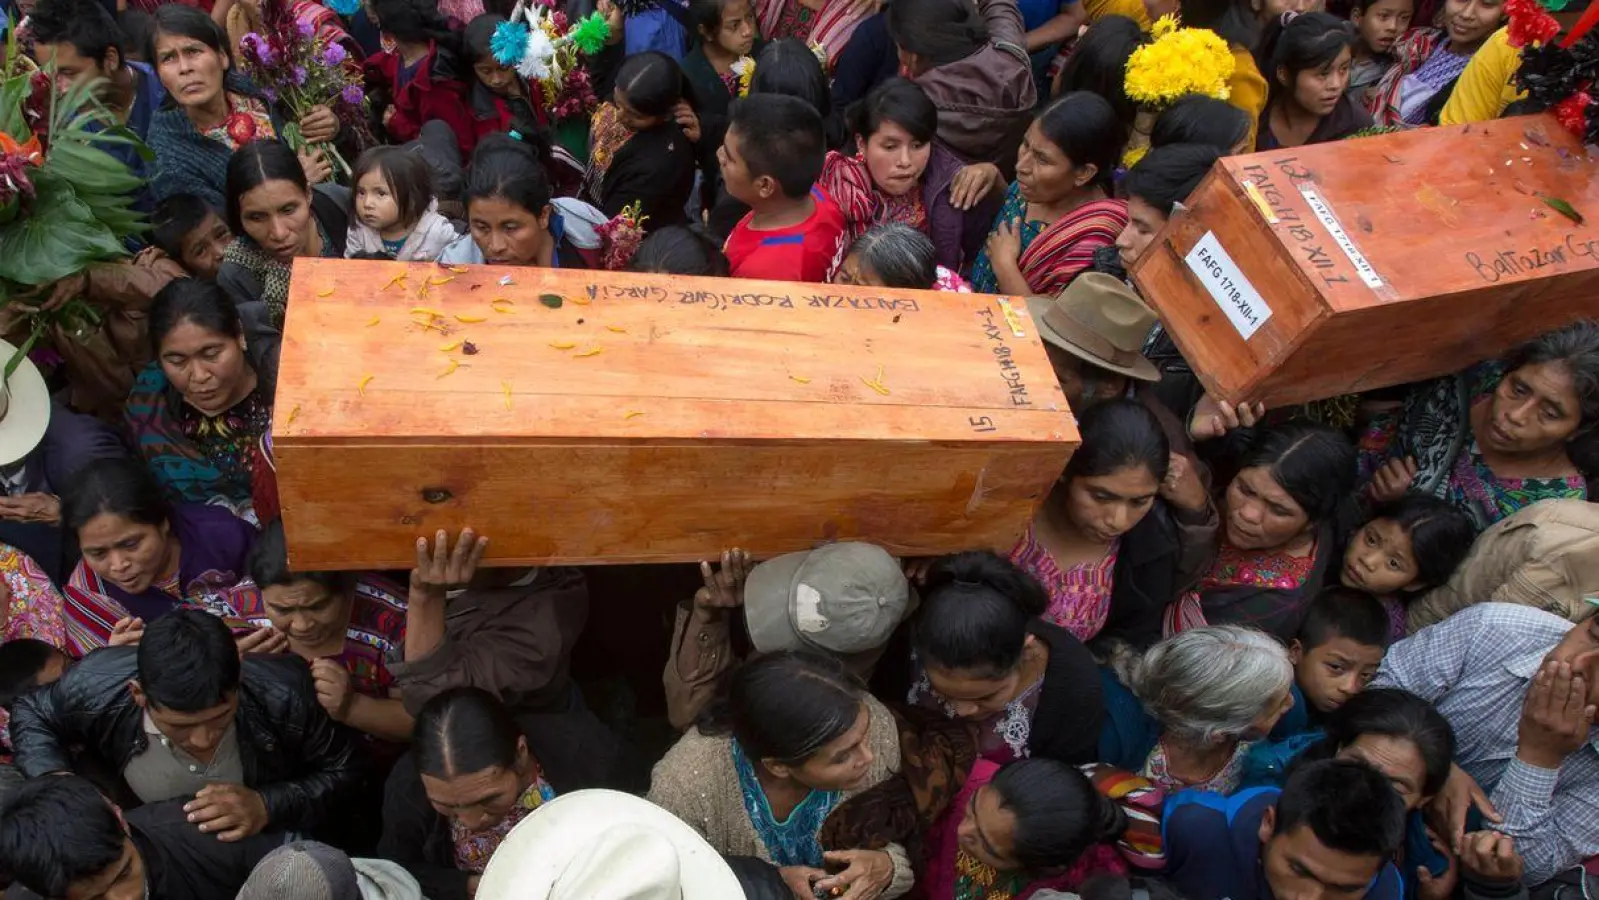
[1122, 15, 1236, 166]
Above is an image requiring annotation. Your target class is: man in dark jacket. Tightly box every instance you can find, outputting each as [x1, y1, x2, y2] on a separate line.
[0, 775, 285, 900]
[9, 609, 358, 839]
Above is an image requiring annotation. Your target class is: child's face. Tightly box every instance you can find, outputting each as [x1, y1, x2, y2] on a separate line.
[1342, 518, 1422, 595]
[718, 126, 763, 206]
[178, 212, 233, 280]
[473, 56, 522, 98]
[1351, 0, 1413, 55]
[703, 0, 756, 59]
[1292, 635, 1384, 713]
[355, 169, 404, 234]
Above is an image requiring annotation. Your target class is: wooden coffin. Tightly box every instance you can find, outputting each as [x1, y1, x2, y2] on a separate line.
[1131, 114, 1599, 408]
[272, 260, 1078, 570]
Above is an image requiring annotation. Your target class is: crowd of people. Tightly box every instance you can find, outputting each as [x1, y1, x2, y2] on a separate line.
[0, 0, 1594, 892]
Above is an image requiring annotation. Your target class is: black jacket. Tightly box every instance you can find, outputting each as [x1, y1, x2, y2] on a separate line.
[1095, 499, 1220, 650]
[377, 708, 637, 900]
[874, 619, 1105, 765]
[4, 798, 286, 900]
[9, 648, 359, 833]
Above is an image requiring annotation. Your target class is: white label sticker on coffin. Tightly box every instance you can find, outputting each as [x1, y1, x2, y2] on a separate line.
[1184, 230, 1273, 340]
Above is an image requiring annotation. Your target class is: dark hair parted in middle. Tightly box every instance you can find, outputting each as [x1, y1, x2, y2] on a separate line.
[1123, 143, 1221, 216]
[137, 609, 243, 712]
[989, 758, 1131, 870]
[1236, 423, 1358, 524]
[225, 139, 309, 235]
[728, 93, 826, 199]
[61, 457, 173, 533]
[1321, 687, 1455, 798]
[414, 686, 526, 778]
[1031, 92, 1126, 193]
[913, 551, 1049, 675]
[615, 50, 694, 118]
[464, 134, 554, 215]
[248, 518, 359, 595]
[1063, 398, 1171, 485]
[1364, 494, 1478, 587]
[704, 650, 865, 765]
[888, 0, 989, 68]
[147, 278, 245, 356]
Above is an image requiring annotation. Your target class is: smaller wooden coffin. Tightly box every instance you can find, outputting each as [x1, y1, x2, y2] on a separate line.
[272, 260, 1079, 570]
[1132, 114, 1599, 407]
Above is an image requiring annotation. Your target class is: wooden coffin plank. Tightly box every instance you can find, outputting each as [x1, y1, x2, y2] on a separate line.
[273, 260, 1078, 569]
[1132, 114, 1599, 407]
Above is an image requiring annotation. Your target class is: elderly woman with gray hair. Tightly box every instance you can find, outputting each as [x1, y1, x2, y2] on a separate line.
[1096, 625, 1295, 794]
[831, 224, 972, 292]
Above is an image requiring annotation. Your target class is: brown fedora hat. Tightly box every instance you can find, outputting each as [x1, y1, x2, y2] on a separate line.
[1026, 273, 1161, 382]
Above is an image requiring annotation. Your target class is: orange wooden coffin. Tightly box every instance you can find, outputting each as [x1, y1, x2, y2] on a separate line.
[272, 260, 1078, 570]
[1131, 114, 1599, 408]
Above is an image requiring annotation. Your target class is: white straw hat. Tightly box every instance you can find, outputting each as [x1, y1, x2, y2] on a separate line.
[0, 339, 51, 468]
[475, 790, 744, 900]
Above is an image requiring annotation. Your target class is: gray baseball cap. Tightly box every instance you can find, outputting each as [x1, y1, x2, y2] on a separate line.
[236, 842, 360, 900]
[743, 542, 911, 655]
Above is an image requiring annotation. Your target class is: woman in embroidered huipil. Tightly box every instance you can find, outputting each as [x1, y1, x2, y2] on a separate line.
[147, 4, 345, 209]
[1101, 625, 1295, 795]
[126, 280, 275, 525]
[1361, 320, 1596, 531]
[381, 688, 563, 900]
[60, 458, 257, 656]
[1010, 399, 1213, 643]
[899, 553, 1105, 767]
[240, 520, 410, 744]
[1165, 423, 1357, 641]
[649, 651, 915, 899]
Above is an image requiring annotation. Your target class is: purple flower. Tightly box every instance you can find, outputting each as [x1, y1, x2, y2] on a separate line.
[296, 19, 316, 38]
[291, 65, 308, 85]
[240, 32, 268, 63]
[261, 86, 279, 102]
[319, 43, 347, 66]
[341, 84, 364, 105]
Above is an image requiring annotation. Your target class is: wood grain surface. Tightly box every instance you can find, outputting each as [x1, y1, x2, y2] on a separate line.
[273, 260, 1079, 569]
[1132, 114, 1599, 406]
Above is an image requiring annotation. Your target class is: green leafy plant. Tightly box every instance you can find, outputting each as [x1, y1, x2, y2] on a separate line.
[0, 25, 151, 380]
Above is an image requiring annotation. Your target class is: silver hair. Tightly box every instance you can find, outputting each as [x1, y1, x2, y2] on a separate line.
[848, 223, 937, 290]
[1125, 625, 1293, 746]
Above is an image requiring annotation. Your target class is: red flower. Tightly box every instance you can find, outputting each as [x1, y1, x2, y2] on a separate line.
[226, 111, 259, 145]
[1553, 90, 1592, 137]
[1506, 0, 1560, 47]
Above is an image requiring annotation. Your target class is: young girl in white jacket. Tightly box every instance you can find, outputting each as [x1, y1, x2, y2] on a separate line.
[346, 146, 460, 262]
